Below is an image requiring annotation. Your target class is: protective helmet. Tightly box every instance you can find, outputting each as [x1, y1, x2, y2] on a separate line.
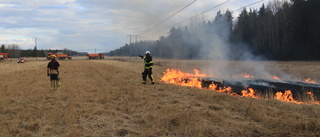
[51, 55, 56, 59]
[145, 51, 150, 54]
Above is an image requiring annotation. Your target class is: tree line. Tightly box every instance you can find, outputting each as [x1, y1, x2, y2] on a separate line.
[0, 44, 87, 58]
[107, 0, 320, 60]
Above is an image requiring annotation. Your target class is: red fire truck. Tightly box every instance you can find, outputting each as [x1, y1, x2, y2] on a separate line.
[0, 53, 9, 60]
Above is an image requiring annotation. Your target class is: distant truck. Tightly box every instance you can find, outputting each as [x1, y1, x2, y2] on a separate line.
[56, 54, 72, 60]
[87, 53, 105, 59]
[47, 53, 72, 60]
[0, 53, 9, 60]
[47, 53, 54, 60]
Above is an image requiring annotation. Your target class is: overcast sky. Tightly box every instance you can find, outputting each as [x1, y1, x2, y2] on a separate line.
[0, 0, 271, 53]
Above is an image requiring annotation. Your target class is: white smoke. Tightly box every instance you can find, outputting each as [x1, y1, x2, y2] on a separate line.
[179, 12, 303, 82]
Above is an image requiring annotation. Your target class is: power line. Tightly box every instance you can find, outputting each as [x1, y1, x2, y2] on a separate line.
[205, 0, 265, 21]
[139, 0, 198, 36]
[145, 0, 265, 38]
[232, 0, 265, 12]
[204, 0, 266, 21]
[144, 0, 231, 38]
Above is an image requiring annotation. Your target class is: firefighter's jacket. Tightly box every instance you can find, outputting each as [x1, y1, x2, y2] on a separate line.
[143, 56, 153, 69]
[47, 60, 60, 70]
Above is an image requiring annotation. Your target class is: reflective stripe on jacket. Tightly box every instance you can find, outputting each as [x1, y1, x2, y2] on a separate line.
[144, 56, 153, 69]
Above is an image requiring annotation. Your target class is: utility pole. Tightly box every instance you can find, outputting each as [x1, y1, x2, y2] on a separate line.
[128, 35, 139, 58]
[135, 35, 139, 57]
[134, 35, 138, 43]
[128, 35, 133, 57]
[34, 37, 38, 49]
[33, 37, 38, 59]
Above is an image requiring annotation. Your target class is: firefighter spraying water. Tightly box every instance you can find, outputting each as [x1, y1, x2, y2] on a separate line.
[47, 55, 61, 89]
[139, 51, 154, 84]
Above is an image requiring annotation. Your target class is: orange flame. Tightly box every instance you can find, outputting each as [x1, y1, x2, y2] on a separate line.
[305, 78, 316, 84]
[161, 68, 230, 91]
[229, 88, 260, 99]
[208, 83, 232, 93]
[306, 92, 320, 104]
[161, 68, 320, 105]
[161, 68, 208, 89]
[240, 88, 260, 99]
[272, 75, 280, 79]
[274, 90, 302, 104]
[274, 91, 320, 104]
[241, 72, 254, 78]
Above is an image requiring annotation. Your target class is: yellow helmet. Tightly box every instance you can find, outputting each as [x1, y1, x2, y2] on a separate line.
[51, 55, 56, 59]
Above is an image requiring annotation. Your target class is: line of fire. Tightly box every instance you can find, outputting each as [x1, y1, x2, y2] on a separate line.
[161, 68, 320, 105]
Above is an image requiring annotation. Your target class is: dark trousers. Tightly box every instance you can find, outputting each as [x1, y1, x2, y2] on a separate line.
[49, 69, 59, 81]
[142, 68, 154, 82]
[50, 74, 60, 81]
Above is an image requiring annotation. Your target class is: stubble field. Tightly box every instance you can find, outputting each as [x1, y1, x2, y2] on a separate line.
[0, 57, 320, 137]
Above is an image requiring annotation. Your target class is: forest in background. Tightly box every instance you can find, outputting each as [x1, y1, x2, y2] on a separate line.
[108, 0, 320, 61]
[0, 44, 87, 58]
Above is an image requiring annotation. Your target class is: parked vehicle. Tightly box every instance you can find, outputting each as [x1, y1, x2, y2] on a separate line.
[47, 53, 72, 60]
[87, 53, 104, 59]
[47, 53, 54, 60]
[56, 54, 72, 60]
[0, 53, 9, 60]
[18, 58, 27, 63]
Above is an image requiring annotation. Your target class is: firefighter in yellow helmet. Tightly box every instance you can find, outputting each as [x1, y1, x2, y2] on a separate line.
[47, 55, 61, 88]
[139, 51, 154, 84]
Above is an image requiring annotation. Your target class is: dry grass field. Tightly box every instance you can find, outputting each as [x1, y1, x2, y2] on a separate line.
[0, 57, 320, 137]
